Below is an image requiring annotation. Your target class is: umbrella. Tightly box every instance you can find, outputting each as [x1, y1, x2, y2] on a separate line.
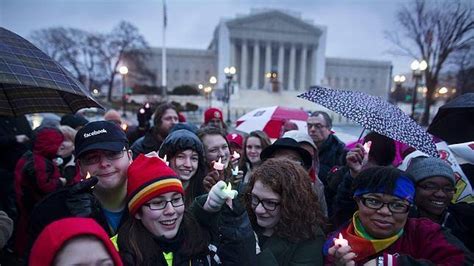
[298, 86, 438, 157]
[428, 93, 474, 144]
[235, 106, 308, 139]
[0, 27, 102, 116]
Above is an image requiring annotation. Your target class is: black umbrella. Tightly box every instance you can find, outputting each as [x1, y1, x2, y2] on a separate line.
[298, 86, 438, 157]
[0, 27, 102, 116]
[428, 93, 474, 144]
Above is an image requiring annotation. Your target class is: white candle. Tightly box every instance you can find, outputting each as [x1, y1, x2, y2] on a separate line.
[232, 151, 240, 159]
[363, 141, 372, 155]
[232, 165, 239, 176]
[213, 158, 224, 171]
[334, 233, 348, 247]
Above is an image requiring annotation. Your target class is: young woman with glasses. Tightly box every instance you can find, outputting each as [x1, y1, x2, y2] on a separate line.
[116, 154, 256, 265]
[244, 158, 326, 265]
[324, 166, 473, 265]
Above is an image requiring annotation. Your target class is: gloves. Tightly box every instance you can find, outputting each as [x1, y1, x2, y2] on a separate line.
[65, 177, 100, 217]
[204, 181, 238, 212]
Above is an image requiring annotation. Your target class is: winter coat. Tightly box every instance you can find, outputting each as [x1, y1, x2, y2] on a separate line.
[0, 115, 32, 172]
[25, 186, 128, 261]
[131, 130, 164, 159]
[410, 202, 474, 252]
[14, 127, 64, 256]
[330, 168, 357, 229]
[189, 194, 258, 265]
[318, 134, 346, 185]
[29, 217, 123, 266]
[256, 232, 324, 266]
[324, 218, 474, 265]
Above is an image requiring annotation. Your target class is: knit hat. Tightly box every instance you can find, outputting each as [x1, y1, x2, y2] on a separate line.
[75, 121, 128, 158]
[406, 156, 455, 185]
[204, 108, 223, 124]
[127, 154, 184, 215]
[29, 217, 123, 266]
[226, 133, 244, 149]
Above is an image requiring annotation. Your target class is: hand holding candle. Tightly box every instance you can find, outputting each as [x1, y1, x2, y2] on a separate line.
[232, 151, 240, 160]
[333, 233, 348, 248]
[213, 157, 224, 171]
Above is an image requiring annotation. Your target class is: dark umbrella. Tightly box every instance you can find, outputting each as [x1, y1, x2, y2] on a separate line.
[298, 86, 438, 157]
[428, 93, 474, 144]
[0, 27, 102, 116]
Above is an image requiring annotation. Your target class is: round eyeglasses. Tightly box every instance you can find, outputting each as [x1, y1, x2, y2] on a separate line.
[359, 196, 411, 213]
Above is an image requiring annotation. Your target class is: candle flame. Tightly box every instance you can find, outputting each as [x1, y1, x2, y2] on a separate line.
[85, 172, 91, 179]
[217, 157, 222, 164]
[338, 233, 344, 240]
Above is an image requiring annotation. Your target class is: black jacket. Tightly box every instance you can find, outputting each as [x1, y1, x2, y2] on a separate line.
[0, 115, 32, 171]
[318, 134, 346, 185]
[130, 130, 164, 159]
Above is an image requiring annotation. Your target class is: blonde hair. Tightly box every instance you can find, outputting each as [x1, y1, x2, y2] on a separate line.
[59, 125, 77, 142]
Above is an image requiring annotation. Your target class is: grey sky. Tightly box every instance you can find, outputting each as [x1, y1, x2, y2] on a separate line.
[1, 0, 415, 75]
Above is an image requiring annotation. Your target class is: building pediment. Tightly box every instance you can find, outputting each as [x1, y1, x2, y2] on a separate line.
[226, 10, 322, 37]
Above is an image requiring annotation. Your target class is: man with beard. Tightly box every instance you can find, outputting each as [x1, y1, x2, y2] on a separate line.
[131, 103, 178, 159]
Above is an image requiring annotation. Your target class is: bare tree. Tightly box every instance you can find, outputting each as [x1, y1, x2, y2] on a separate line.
[386, 0, 473, 125]
[93, 21, 149, 102]
[30, 27, 102, 87]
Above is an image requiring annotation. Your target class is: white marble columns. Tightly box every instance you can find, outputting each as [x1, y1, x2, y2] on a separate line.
[235, 39, 314, 91]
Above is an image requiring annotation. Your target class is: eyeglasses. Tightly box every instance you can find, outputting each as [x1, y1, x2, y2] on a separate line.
[80, 149, 127, 165]
[250, 195, 280, 211]
[307, 123, 327, 130]
[418, 184, 456, 194]
[359, 196, 411, 213]
[144, 196, 184, 210]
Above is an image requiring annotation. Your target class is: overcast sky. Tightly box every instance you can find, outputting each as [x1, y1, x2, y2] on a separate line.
[2, 0, 418, 75]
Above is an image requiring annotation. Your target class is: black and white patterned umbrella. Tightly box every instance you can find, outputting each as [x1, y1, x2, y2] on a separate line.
[298, 86, 438, 157]
[0, 27, 102, 116]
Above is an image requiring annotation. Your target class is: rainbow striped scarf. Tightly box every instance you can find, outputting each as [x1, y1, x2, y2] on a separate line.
[340, 212, 403, 262]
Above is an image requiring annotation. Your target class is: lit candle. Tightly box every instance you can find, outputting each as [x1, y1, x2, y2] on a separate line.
[333, 233, 348, 248]
[85, 172, 91, 179]
[232, 165, 239, 176]
[363, 141, 372, 155]
[160, 155, 169, 166]
[232, 151, 240, 159]
[223, 182, 236, 199]
[213, 157, 224, 171]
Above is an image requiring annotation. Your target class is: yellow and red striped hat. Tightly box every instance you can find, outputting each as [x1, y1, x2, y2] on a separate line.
[127, 154, 184, 215]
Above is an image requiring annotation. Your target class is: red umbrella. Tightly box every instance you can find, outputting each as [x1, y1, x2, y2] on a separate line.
[235, 106, 308, 139]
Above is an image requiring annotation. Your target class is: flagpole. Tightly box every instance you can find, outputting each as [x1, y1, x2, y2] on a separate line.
[161, 0, 167, 100]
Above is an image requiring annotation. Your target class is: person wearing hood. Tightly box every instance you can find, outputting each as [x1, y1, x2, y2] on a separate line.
[29, 217, 122, 266]
[407, 156, 474, 251]
[159, 129, 207, 206]
[14, 127, 66, 257]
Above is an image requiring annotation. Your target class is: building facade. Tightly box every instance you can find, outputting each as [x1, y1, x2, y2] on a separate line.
[127, 9, 392, 119]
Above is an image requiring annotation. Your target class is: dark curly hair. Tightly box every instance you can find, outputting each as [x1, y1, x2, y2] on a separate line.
[244, 158, 325, 243]
[352, 166, 413, 195]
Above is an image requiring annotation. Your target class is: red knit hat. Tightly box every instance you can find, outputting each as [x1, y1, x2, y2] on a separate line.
[29, 217, 123, 266]
[127, 154, 184, 215]
[204, 108, 223, 124]
[226, 133, 243, 149]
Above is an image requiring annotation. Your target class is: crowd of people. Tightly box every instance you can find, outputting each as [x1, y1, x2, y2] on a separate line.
[0, 102, 473, 265]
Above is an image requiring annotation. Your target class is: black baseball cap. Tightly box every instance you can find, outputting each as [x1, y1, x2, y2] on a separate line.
[75, 121, 128, 158]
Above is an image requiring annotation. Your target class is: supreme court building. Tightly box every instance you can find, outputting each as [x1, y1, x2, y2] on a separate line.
[130, 9, 392, 114]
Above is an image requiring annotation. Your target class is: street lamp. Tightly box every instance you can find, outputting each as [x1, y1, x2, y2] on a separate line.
[410, 59, 427, 119]
[118, 66, 129, 118]
[392, 74, 406, 102]
[204, 86, 212, 108]
[224, 66, 236, 124]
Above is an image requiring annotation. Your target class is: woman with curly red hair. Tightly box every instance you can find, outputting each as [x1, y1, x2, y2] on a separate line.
[244, 158, 326, 265]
